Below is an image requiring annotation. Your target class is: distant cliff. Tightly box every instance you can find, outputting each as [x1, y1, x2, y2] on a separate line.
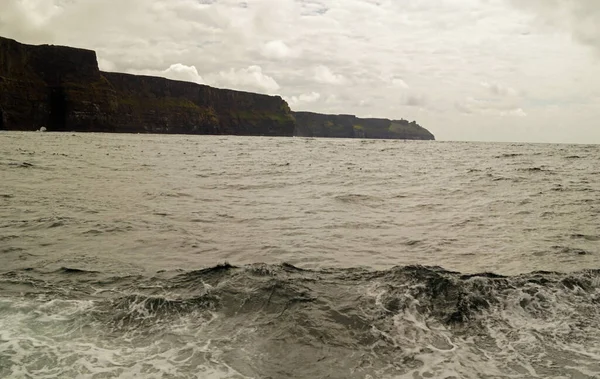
[0, 36, 434, 140]
[293, 112, 435, 140]
[0, 36, 295, 135]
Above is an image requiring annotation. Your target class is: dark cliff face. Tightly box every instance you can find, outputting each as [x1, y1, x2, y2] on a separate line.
[0, 36, 295, 136]
[293, 111, 435, 140]
[0, 36, 434, 140]
[0, 37, 119, 132]
[103, 72, 294, 136]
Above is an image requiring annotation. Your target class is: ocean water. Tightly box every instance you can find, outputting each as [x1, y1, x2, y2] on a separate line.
[1, 131, 599, 378]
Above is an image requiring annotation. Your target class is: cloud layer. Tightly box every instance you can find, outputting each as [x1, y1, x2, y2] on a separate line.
[1, 0, 599, 142]
[510, 0, 600, 54]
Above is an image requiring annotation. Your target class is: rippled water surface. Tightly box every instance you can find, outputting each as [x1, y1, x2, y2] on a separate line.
[1, 132, 600, 378]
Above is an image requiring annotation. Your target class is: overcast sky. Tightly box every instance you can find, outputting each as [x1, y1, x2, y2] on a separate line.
[1, 0, 599, 143]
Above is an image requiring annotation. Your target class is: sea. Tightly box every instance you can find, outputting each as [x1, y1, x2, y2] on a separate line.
[1, 131, 600, 379]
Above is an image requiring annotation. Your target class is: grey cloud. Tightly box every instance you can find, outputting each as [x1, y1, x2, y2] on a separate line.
[405, 94, 427, 107]
[509, 0, 600, 53]
[481, 82, 518, 97]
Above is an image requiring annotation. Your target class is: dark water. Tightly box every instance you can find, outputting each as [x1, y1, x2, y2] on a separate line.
[1, 132, 600, 378]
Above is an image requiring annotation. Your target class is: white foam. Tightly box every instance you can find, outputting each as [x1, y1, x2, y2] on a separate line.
[0, 296, 253, 379]
[361, 278, 600, 379]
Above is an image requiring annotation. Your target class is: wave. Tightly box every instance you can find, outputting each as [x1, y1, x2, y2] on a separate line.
[3, 263, 600, 325]
[55, 266, 100, 274]
[2, 263, 600, 378]
[495, 153, 524, 158]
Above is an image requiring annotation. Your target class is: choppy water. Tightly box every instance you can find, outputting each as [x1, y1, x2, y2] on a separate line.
[1, 132, 600, 378]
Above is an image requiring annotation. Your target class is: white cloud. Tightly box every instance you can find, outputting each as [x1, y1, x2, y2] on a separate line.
[97, 58, 116, 72]
[503, 108, 527, 117]
[162, 64, 204, 84]
[285, 92, 321, 107]
[325, 94, 338, 104]
[261, 40, 296, 59]
[206, 65, 280, 94]
[300, 92, 321, 103]
[314, 65, 345, 85]
[130, 63, 204, 84]
[455, 96, 527, 117]
[392, 78, 410, 89]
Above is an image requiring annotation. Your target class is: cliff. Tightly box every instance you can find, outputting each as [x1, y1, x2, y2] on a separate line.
[293, 112, 435, 140]
[0, 36, 295, 135]
[0, 36, 116, 131]
[0, 36, 434, 140]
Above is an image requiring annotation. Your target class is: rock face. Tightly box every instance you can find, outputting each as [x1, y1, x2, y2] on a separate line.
[293, 111, 435, 140]
[0, 36, 434, 140]
[0, 36, 295, 135]
[103, 72, 294, 135]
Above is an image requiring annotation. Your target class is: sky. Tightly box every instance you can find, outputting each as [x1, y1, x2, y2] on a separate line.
[1, 0, 599, 143]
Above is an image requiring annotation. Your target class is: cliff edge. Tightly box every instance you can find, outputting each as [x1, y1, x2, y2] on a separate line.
[0, 36, 295, 136]
[0, 36, 434, 140]
[293, 112, 435, 140]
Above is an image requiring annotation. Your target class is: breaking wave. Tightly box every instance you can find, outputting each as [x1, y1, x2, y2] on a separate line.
[2, 263, 600, 378]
